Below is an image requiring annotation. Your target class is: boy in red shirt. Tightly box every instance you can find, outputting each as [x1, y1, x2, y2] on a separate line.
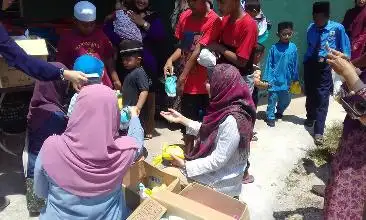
[211, 0, 259, 185]
[57, 1, 121, 90]
[164, 0, 221, 153]
[210, 0, 258, 93]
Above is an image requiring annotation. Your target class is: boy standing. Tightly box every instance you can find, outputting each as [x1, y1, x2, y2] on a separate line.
[263, 22, 299, 127]
[120, 40, 150, 113]
[304, 1, 350, 145]
[211, 0, 258, 93]
[57, 1, 121, 90]
[164, 0, 221, 153]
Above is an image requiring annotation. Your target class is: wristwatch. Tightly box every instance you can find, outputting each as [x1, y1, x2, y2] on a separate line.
[59, 68, 65, 81]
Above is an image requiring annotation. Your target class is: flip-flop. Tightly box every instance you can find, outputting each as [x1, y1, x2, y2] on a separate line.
[242, 175, 255, 184]
[144, 134, 153, 140]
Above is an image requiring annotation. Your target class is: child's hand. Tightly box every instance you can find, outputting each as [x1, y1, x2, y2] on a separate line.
[113, 80, 122, 90]
[164, 59, 174, 77]
[130, 106, 140, 117]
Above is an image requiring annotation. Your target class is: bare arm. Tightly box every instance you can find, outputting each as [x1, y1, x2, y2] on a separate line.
[136, 90, 148, 110]
[105, 57, 121, 90]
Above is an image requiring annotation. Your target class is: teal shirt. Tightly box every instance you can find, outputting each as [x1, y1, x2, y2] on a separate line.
[263, 42, 299, 92]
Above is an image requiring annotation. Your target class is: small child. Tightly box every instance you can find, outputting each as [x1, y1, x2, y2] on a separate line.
[263, 22, 299, 127]
[120, 40, 150, 117]
[67, 55, 105, 117]
[252, 43, 267, 106]
[57, 1, 121, 90]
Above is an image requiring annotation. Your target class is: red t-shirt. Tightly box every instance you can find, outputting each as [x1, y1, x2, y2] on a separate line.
[56, 29, 114, 87]
[175, 9, 222, 94]
[221, 14, 258, 71]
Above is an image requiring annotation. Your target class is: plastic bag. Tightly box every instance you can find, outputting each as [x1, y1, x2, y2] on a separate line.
[165, 76, 177, 97]
[120, 107, 131, 130]
[153, 143, 185, 166]
[290, 81, 302, 95]
[116, 90, 123, 110]
[197, 48, 216, 68]
[332, 70, 345, 98]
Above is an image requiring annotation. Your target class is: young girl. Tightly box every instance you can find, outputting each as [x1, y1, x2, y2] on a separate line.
[34, 85, 143, 219]
[23, 63, 69, 216]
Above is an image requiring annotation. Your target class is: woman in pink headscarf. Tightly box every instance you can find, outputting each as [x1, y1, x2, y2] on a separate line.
[33, 84, 143, 220]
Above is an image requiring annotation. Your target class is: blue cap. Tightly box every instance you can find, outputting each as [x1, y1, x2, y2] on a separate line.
[73, 55, 104, 77]
[74, 1, 96, 22]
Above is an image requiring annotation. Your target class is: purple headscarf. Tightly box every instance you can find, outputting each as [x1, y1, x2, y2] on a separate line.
[343, 3, 366, 59]
[27, 62, 68, 131]
[40, 84, 138, 197]
[187, 64, 256, 160]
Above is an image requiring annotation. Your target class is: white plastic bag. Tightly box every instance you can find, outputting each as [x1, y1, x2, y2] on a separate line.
[332, 69, 345, 97]
[197, 48, 216, 68]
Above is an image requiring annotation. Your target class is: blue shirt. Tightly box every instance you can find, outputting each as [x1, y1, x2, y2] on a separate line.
[304, 20, 351, 63]
[263, 42, 299, 91]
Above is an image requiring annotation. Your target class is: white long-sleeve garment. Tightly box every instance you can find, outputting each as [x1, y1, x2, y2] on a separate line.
[184, 115, 249, 197]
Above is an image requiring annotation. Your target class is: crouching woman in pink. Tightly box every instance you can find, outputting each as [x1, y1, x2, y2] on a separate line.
[33, 84, 143, 219]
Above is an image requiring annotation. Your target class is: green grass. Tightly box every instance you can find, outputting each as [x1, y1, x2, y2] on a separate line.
[307, 122, 344, 166]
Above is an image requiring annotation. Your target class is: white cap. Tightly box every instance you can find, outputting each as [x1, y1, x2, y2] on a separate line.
[74, 1, 96, 22]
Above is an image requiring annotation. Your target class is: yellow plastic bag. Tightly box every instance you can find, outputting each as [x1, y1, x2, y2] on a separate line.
[290, 81, 302, 95]
[153, 143, 185, 166]
[116, 90, 123, 110]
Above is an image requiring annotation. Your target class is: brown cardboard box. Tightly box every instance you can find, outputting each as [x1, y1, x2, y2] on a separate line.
[179, 183, 250, 220]
[0, 39, 48, 88]
[128, 183, 250, 220]
[122, 161, 181, 210]
[127, 198, 167, 220]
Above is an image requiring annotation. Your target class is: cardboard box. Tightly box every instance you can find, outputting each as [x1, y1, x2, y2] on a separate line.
[179, 183, 250, 220]
[129, 183, 250, 220]
[122, 161, 181, 210]
[127, 198, 167, 220]
[0, 39, 48, 88]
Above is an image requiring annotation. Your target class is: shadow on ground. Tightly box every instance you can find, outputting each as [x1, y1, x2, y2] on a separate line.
[0, 132, 26, 198]
[273, 207, 323, 220]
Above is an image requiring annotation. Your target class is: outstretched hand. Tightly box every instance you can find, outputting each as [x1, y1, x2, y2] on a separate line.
[63, 70, 88, 92]
[160, 108, 183, 124]
[327, 49, 356, 79]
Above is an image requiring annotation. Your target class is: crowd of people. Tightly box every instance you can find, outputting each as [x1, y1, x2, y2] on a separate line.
[0, 0, 365, 219]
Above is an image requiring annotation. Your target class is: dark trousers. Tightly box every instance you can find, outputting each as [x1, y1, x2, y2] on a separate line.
[304, 61, 333, 135]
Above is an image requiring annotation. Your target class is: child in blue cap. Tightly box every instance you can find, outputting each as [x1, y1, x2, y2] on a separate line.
[67, 55, 104, 117]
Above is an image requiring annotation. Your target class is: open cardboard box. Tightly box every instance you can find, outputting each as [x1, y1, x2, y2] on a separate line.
[122, 161, 181, 210]
[128, 183, 250, 220]
[0, 39, 48, 88]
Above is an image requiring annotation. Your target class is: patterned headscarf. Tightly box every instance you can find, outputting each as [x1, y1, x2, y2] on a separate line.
[187, 64, 256, 160]
[113, 10, 143, 42]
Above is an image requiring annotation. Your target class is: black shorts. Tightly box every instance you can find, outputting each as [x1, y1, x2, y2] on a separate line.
[181, 94, 209, 134]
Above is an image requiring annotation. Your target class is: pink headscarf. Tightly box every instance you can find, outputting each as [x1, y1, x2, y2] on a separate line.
[40, 84, 138, 197]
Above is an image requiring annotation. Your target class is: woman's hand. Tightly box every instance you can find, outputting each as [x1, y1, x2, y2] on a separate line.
[360, 116, 366, 126]
[327, 50, 358, 79]
[170, 154, 185, 168]
[160, 108, 184, 124]
[63, 70, 88, 92]
[127, 10, 145, 27]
